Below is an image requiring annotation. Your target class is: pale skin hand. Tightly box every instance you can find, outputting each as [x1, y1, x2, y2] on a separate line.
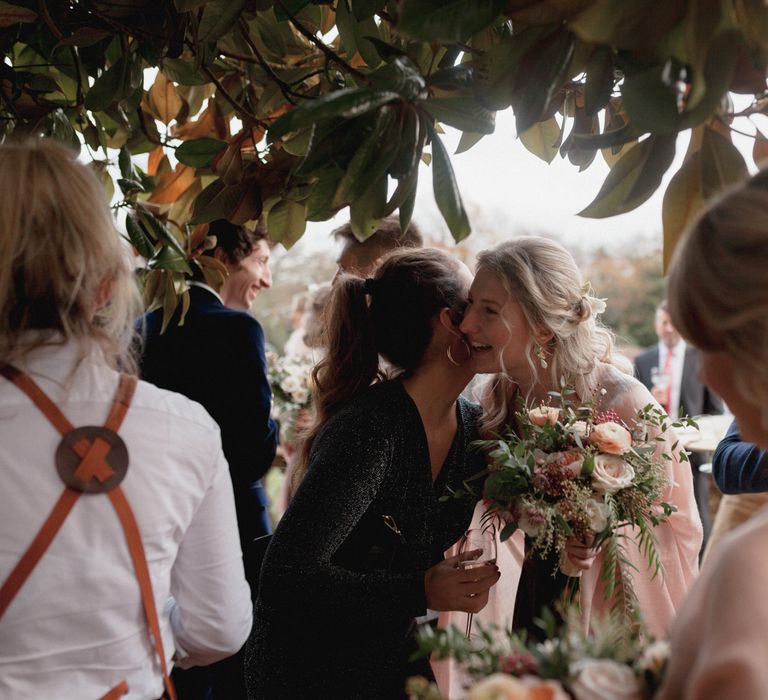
[651, 386, 668, 405]
[424, 549, 501, 614]
[564, 533, 600, 572]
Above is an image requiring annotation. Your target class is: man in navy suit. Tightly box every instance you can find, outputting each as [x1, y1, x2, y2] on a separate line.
[139, 219, 278, 699]
[635, 300, 723, 548]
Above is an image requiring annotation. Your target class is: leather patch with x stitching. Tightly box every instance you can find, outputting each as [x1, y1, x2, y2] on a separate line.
[55, 426, 128, 494]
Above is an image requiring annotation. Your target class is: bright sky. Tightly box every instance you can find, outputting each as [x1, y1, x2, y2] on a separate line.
[292, 104, 765, 263]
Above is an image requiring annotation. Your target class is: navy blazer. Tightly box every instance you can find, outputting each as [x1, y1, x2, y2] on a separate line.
[138, 285, 278, 547]
[712, 419, 768, 494]
[634, 344, 723, 417]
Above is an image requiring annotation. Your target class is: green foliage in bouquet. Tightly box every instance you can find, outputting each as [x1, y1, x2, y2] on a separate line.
[412, 607, 670, 700]
[450, 383, 697, 625]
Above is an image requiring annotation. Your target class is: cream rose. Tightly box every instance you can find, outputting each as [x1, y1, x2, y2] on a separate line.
[570, 659, 642, 700]
[570, 420, 589, 442]
[583, 498, 610, 531]
[590, 421, 632, 454]
[518, 506, 547, 538]
[550, 450, 584, 477]
[637, 639, 670, 674]
[528, 406, 560, 427]
[468, 673, 530, 700]
[591, 454, 635, 494]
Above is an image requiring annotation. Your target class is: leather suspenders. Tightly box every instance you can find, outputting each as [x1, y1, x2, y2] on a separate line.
[0, 363, 177, 700]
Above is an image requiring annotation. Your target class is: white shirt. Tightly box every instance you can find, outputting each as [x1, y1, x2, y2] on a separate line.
[0, 342, 252, 699]
[659, 340, 687, 418]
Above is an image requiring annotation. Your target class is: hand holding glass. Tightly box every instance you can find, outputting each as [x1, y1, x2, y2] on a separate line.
[457, 527, 497, 638]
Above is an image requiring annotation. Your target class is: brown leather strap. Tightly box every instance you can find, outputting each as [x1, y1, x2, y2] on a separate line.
[0, 488, 80, 619]
[0, 368, 175, 700]
[109, 487, 176, 700]
[0, 362, 75, 435]
[98, 680, 129, 699]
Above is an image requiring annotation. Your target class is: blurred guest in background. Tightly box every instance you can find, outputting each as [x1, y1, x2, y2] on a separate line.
[635, 299, 723, 547]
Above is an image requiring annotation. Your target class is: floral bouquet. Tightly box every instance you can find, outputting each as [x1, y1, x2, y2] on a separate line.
[266, 351, 315, 443]
[410, 607, 669, 700]
[461, 385, 694, 621]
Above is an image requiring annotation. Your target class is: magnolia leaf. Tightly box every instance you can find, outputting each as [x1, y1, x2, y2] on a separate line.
[519, 117, 561, 164]
[147, 244, 193, 274]
[622, 65, 680, 135]
[149, 72, 183, 125]
[700, 126, 749, 198]
[56, 26, 111, 48]
[0, 1, 36, 27]
[662, 152, 704, 270]
[148, 163, 197, 204]
[512, 28, 575, 135]
[335, 0, 358, 61]
[397, 0, 505, 42]
[267, 200, 307, 249]
[753, 131, 768, 166]
[197, 0, 247, 41]
[423, 97, 496, 135]
[579, 134, 677, 218]
[269, 89, 400, 140]
[84, 59, 125, 112]
[160, 274, 180, 335]
[174, 0, 207, 10]
[333, 106, 398, 207]
[507, 0, 592, 24]
[431, 130, 471, 241]
[350, 173, 388, 240]
[175, 137, 227, 168]
[118, 145, 133, 179]
[455, 131, 484, 154]
[398, 180, 417, 236]
[584, 45, 615, 116]
[137, 208, 188, 258]
[125, 213, 155, 259]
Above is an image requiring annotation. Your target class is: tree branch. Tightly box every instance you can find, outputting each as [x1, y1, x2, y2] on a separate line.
[238, 20, 299, 104]
[202, 65, 268, 130]
[37, 1, 64, 41]
[276, 0, 367, 82]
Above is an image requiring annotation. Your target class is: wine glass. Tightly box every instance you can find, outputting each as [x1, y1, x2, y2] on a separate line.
[457, 526, 498, 638]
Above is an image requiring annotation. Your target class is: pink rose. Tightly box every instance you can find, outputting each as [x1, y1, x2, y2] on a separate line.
[589, 421, 632, 454]
[570, 659, 642, 700]
[528, 406, 560, 427]
[591, 455, 635, 494]
[550, 449, 585, 477]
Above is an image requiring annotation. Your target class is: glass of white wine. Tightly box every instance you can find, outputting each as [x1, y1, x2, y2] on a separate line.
[457, 526, 497, 638]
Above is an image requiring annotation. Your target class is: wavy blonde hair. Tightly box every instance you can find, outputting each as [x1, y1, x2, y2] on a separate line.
[667, 170, 768, 430]
[477, 236, 628, 436]
[0, 139, 140, 371]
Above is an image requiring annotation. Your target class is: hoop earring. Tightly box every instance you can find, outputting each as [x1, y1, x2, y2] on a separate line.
[447, 337, 471, 367]
[534, 343, 548, 369]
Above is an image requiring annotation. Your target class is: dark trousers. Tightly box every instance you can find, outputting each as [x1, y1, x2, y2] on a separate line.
[689, 452, 711, 557]
[172, 646, 247, 700]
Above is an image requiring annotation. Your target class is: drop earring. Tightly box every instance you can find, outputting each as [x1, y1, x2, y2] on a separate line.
[534, 343, 548, 369]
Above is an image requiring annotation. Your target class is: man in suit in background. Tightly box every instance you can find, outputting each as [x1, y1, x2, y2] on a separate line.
[139, 219, 278, 699]
[635, 299, 723, 549]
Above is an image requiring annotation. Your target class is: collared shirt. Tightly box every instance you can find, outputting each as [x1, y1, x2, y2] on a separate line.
[0, 341, 252, 699]
[659, 340, 687, 418]
[188, 280, 224, 304]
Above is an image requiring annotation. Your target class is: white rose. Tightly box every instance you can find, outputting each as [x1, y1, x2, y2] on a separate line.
[280, 375, 301, 394]
[583, 498, 610, 532]
[518, 506, 547, 538]
[571, 420, 589, 441]
[590, 421, 632, 455]
[591, 454, 635, 494]
[292, 387, 309, 405]
[467, 673, 530, 700]
[570, 659, 642, 700]
[637, 639, 670, 674]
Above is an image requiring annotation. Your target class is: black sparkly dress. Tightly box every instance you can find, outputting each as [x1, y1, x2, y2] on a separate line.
[245, 380, 483, 699]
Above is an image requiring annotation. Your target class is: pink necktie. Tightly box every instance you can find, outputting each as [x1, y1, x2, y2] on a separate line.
[663, 349, 674, 415]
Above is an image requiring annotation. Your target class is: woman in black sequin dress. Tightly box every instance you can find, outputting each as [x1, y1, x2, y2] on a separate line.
[245, 248, 500, 699]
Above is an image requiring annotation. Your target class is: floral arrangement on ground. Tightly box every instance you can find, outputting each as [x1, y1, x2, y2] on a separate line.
[409, 608, 669, 700]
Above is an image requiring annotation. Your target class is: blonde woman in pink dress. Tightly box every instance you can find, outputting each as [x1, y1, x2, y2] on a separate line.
[434, 237, 702, 698]
[657, 171, 768, 699]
